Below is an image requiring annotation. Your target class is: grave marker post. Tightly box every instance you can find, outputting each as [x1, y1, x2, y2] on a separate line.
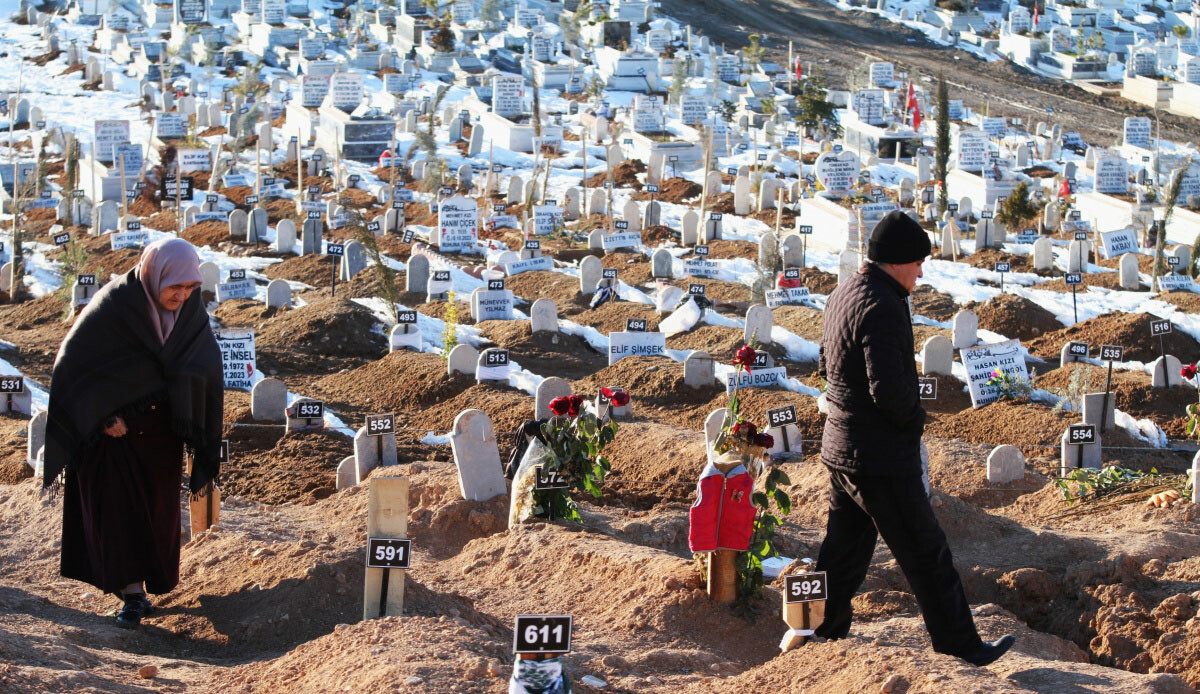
[363, 476, 409, 620]
[1098, 344, 1124, 434]
[1151, 319, 1171, 387]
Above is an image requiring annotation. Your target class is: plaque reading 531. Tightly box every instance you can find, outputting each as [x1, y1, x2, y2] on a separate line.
[366, 537, 411, 569]
[514, 615, 573, 654]
[784, 572, 828, 603]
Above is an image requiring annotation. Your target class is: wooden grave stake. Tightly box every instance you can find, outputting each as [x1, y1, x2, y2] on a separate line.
[188, 455, 220, 536]
[706, 453, 743, 603]
[780, 570, 827, 652]
[363, 476, 409, 620]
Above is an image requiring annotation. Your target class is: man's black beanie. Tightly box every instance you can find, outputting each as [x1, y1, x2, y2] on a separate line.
[868, 210, 932, 264]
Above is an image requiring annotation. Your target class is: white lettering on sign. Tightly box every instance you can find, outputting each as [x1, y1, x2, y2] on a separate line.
[725, 366, 787, 393]
[608, 331, 667, 365]
[960, 338, 1029, 408]
[215, 328, 256, 390]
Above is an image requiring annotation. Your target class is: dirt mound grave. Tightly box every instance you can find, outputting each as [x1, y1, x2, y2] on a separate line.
[438, 524, 780, 668]
[911, 284, 960, 322]
[1036, 362, 1195, 440]
[773, 304, 823, 343]
[1026, 311, 1200, 364]
[476, 320, 607, 380]
[599, 250, 654, 288]
[309, 351, 476, 426]
[182, 220, 233, 248]
[249, 296, 388, 376]
[584, 159, 646, 189]
[573, 356, 721, 428]
[0, 413, 31, 485]
[220, 390, 351, 504]
[702, 239, 758, 261]
[665, 276, 750, 305]
[667, 325, 790, 364]
[962, 246, 1046, 275]
[503, 269, 587, 310]
[564, 300, 660, 334]
[630, 176, 702, 203]
[965, 293, 1063, 342]
[1037, 271, 1145, 293]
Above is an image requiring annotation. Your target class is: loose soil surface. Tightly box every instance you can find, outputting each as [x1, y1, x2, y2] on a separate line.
[965, 293, 1064, 342]
[1026, 312, 1200, 365]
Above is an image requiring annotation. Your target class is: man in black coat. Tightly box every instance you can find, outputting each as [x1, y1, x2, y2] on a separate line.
[814, 211, 1014, 666]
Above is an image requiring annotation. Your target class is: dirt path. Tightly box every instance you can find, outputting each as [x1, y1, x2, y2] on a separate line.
[666, 0, 1198, 146]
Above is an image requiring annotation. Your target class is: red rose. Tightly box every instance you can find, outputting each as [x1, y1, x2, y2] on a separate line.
[1182, 364, 1197, 380]
[602, 387, 630, 407]
[566, 394, 584, 418]
[733, 421, 757, 439]
[549, 397, 570, 416]
[756, 433, 775, 449]
[732, 344, 757, 373]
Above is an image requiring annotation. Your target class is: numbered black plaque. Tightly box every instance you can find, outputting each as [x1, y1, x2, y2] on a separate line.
[366, 413, 396, 436]
[784, 572, 829, 603]
[366, 537, 412, 569]
[514, 615, 573, 654]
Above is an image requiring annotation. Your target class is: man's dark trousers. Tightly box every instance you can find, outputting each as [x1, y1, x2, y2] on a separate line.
[814, 469, 983, 656]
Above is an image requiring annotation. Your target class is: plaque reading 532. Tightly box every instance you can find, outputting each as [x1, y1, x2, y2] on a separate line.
[366, 537, 412, 569]
[296, 401, 324, 419]
[784, 572, 828, 603]
[366, 413, 396, 436]
[514, 615, 573, 654]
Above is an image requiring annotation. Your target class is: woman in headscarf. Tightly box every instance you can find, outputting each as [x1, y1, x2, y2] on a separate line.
[44, 237, 224, 629]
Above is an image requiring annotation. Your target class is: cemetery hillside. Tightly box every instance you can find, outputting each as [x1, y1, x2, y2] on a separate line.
[5, 0, 1200, 688]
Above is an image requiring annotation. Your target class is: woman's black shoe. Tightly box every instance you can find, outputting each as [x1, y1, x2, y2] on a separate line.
[115, 594, 152, 629]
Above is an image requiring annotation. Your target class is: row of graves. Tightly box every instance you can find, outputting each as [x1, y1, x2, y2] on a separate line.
[3, 0, 1200, 688]
[857, 0, 1200, 119]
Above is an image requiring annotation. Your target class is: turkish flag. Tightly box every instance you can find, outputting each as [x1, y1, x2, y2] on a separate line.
[911, 101, 922, 131]
[1059, 177, 1071, 198]
[795, 58, 803, 81]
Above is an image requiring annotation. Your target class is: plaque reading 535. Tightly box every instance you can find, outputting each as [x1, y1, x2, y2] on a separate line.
[366, 537, 411, 569]
[784, 572, 828, 603]
[514, 615, 573, 654]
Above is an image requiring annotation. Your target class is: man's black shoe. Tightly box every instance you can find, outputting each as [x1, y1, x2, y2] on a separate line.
[962, 634, 1016, 666]
[115, 594, 151, 629]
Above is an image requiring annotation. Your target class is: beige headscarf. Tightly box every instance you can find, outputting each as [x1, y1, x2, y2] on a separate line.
[135, 238, 203, 344]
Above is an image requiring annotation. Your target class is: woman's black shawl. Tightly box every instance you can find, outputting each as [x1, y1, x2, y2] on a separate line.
[43, 269, 224, 493]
